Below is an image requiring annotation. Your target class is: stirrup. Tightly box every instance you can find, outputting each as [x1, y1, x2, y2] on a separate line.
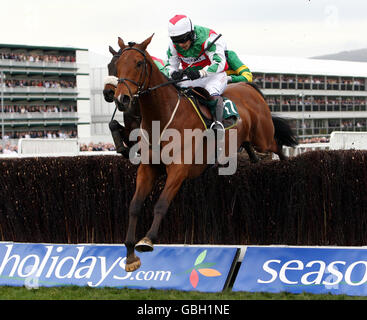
[210, 121, 225, 156]
[210, 121, 225, 131]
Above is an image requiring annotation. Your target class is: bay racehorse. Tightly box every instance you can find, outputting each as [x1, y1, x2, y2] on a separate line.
[114, 34, 298, 272]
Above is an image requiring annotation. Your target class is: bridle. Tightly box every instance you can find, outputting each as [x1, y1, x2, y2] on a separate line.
[116, 45, 153, 100]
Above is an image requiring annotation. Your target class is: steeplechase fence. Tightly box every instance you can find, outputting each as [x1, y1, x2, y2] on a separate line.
[1, 148, 367, 246]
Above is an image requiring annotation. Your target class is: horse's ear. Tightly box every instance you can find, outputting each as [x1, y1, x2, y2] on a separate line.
[118, 37, 126, 50]
[139, 33, 154, 51]
[109, 46, 118, 56]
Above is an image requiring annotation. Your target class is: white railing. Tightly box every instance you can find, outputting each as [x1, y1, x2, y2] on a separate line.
[282, 143, 330, 157]
[280, 131, 367, 158]
[17, 138, 79, 156]
[329, 131, 367, 150]
[0, 139, 117, 158]
[0, 150, 117, 158]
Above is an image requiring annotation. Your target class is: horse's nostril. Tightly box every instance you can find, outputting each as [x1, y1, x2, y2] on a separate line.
[103, 89, 115, 103]
[121, 95, 131, 106]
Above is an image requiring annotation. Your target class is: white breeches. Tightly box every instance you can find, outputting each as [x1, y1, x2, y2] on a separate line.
[178, 71, 228, 96]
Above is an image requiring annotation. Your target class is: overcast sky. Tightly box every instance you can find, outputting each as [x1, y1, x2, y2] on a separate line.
[1, 0, 366, 62]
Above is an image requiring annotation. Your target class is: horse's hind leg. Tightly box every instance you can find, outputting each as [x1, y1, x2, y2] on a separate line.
[135, 165, 188, 252]
[270, 139, 287, 160]
[276, 143, 287, 160]
[125, 164, 158, 272]
[242, 141, 259, 163]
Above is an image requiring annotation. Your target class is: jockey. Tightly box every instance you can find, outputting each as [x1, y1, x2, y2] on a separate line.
[225, 50, 253, 83]
[166, 14, 228, 133]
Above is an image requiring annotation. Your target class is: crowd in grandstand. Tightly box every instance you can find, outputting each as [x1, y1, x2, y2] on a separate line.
[0, 52, 76, 63]
[1, 104, 76, 113]
[253, 74, 365, 90]
[0, 142, 18, 154]
[4, 79, 76, 88]
[299, 137, 329, 144]
[1, 129, 77, 140]
[79, 142, 116, 152]
[266, 96, 366, 112]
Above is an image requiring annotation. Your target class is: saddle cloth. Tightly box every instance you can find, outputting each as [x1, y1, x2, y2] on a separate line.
[183, 88, 240, 130]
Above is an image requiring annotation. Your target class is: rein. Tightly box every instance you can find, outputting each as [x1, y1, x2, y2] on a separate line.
[144, 77, 190, 93]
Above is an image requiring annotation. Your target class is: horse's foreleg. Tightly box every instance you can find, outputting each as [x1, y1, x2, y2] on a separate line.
[135, 166, 188, 252]
[109, 120, 131, 158]
[125, 164, 157, 272]
[121, 115, 140, 149]
[110, 111, 140, 158]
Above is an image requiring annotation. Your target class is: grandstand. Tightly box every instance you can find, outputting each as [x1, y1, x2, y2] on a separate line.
[0, 43, 90, 143]
[246, 55, 367, 142]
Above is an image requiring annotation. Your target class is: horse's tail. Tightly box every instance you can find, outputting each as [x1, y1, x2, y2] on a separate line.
[272, 116, 298, 147]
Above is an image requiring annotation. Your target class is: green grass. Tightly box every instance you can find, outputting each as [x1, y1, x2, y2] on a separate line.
[0, 286, 365, 300]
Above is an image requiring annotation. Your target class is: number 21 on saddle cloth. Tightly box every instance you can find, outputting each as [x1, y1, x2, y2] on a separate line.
[183, 88, 240, 130]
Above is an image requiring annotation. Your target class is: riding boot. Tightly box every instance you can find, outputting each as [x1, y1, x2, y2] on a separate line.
[109, 120, 130, 158]
[209, 95, 225, 141]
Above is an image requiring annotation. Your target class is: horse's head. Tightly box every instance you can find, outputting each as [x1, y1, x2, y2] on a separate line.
[103, 45, 120, 103]
[114, 34, 154, 111]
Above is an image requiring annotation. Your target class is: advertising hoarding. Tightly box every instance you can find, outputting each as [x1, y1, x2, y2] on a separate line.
[0, 242, 238, 292]
[233, 246, 367, 296]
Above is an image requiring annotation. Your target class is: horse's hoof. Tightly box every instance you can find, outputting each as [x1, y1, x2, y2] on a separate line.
[125, 256, 141, 272]
[135, 237, 154, 253]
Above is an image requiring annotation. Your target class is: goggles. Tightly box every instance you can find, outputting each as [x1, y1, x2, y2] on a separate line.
[171, 31, 193, 44]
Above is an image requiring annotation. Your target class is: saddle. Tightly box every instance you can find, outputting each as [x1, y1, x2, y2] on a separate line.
[182, 87, 239, 130]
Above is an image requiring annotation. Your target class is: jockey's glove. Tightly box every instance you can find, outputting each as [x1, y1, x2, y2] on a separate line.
[171, 70, 184, 81]
[184, 68, 201, 80]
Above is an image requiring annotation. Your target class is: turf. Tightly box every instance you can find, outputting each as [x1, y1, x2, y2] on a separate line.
[0, 286, 365, 300]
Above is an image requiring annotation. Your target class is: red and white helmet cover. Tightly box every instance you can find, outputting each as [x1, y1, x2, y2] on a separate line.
[168, 15, 193, 38]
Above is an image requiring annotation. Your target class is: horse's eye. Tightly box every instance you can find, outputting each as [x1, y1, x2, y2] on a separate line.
[136, 61, 143, 68]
